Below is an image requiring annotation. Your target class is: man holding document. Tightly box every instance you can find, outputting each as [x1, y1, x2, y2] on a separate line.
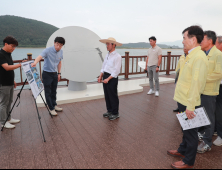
[167, 26, 208, 169]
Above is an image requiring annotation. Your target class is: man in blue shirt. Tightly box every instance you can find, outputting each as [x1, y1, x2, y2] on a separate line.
[31, 37, 65, 116]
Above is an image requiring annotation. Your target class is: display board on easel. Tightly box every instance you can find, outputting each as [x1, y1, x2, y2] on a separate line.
[21, 61, 44, 99]
[1, 60, 52, 142]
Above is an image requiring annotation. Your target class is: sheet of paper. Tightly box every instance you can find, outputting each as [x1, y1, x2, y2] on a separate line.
[21, 61, 44, 99]
[138, 61, 146, 70]
[176, 107, 211, 131]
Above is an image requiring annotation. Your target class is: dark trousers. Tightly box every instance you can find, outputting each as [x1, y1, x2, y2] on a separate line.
[216, 85, 222, 138]
[177, 102, 199, 166]
[201, 95, 217, 147]
[103, 73, 119, 115]
[42, 71, 58, 111]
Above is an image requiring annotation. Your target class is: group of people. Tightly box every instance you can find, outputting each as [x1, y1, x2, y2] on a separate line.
[0, 36, 66, 129]
[168, 26, 222, 169]
[1, 25, 222, 169]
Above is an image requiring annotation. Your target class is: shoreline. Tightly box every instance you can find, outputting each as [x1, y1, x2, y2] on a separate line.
[117, 48, 183, 49]
[16, 47, 45, 49]
[15, 47, 183, 50]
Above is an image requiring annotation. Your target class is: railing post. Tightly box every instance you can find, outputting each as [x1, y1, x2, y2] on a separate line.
[125, 52, 129, 79]
[27, 53, 32, 60]
[166, 51, 171, 75]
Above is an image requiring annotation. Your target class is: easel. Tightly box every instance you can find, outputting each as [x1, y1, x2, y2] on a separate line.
[1, 79, 53, 142]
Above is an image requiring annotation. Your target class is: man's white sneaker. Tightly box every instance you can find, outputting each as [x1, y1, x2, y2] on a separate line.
[55, 106, 63, 112]
[50, 110, 58, 116]
[1, 122, 15, 129]
[8, 118, 20, 124]
[155, 91, 159, 97]
[198, 132, 204, 141]
[213, 136, 222, 146]
[147, 89, 155, 95]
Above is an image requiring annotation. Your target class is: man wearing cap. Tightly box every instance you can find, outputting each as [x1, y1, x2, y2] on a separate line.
[98, 37, 122, 121]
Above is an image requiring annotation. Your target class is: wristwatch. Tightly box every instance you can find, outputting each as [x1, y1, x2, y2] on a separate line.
[157, 66, 159, 68]
[58, 73, 61, 75]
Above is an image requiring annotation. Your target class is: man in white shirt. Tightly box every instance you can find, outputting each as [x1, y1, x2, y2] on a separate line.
[145, 36, 162, 97]
[98, 37, 122, 121]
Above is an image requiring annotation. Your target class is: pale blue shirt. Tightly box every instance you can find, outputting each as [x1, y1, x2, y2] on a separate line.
[41, 46, 63, 73]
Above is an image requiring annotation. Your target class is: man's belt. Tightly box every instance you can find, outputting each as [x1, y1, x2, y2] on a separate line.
[43, 71, 57, 74]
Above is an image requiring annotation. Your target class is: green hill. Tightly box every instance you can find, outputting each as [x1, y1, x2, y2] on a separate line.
[0, 15, 59, 47]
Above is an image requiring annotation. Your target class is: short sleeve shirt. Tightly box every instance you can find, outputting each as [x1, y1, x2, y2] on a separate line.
[41, 46, 63, 73]
[147, 45, 162, 66]
[0, 49, 15, 86]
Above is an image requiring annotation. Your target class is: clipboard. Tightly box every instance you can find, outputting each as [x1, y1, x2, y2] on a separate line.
[176, 107, 211, 131]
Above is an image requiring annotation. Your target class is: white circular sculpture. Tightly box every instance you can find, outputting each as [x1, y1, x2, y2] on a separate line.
[46, 26, 107, 91]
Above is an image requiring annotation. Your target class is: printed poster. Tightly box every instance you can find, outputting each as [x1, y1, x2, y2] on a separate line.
[22, 61, 44, 99]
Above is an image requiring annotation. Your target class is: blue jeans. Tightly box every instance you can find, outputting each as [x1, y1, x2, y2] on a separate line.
[42, 71, 58, 111]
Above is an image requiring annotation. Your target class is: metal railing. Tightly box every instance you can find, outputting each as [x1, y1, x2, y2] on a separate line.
[120, 51, 180, 79]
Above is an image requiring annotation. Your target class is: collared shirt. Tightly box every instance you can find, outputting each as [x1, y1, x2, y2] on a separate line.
[41, 46, 63, 73]
[205, 47, 213, 56]
[147, 45, 162, 66]
[174, 46, 208, 111]
[101, 50, 122, 78]
[204, 45, 222, 95]
[188, 46, 198, 54]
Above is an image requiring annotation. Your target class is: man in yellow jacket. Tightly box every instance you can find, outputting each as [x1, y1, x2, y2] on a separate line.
[167, 26, 208, 169]
[173, 48, 188, 112]
[214, 36, 222, 146]
[197, 32, 222, 153]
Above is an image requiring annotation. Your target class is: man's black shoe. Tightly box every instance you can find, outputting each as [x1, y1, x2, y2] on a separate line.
[173, 108, 179, 112]
[103, 112, 112, 118]
[109, 114, 120, 121]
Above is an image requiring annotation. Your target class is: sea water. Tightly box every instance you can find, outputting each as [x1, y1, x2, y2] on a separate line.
[10, 48, 183, 89]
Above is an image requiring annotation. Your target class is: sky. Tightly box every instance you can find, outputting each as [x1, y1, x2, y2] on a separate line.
[1, 0, 222, 44]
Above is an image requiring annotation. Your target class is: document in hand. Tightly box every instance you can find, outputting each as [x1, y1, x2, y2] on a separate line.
[176, 107, 211, 131]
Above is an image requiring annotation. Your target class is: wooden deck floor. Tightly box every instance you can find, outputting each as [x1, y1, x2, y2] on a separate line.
[0, 78, 222, 169]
